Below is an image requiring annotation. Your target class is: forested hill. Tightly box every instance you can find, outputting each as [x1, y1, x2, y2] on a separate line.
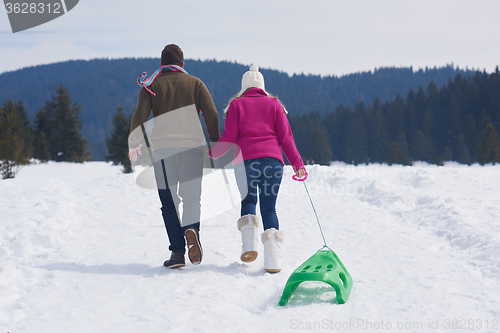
[289, 69, 500, 166]
[0, 58, 472, 160]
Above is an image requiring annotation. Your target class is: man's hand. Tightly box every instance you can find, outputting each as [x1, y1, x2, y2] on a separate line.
[129, 146, 142, 161]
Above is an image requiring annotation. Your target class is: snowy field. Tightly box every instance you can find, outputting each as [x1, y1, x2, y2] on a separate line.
[1, 161, 500, 333]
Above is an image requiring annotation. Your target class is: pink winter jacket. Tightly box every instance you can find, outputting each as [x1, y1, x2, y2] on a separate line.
[210, 88, 305, 172]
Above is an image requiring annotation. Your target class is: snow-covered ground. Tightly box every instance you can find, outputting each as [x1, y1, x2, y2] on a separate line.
[1, 161, 499, 333]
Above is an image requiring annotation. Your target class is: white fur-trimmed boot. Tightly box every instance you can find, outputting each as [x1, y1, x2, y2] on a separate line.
[237, 214, 261, 262]
[262, 228, 284, 273]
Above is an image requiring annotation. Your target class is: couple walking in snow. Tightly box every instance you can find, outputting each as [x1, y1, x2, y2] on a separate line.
[129, 44, 305, 273]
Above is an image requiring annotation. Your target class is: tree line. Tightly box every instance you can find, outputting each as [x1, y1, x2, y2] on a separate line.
[0, 85, 132, 178]
[0, 58, 473, 160]
[288, 69, 500, 166]
[2, 68, 499, 179]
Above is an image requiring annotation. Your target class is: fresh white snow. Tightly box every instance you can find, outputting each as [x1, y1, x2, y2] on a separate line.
[1, 161, 500, 332]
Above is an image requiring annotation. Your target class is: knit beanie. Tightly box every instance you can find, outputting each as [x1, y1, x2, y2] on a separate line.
[223, 64, 288, 115]
[237, 64, 265, 97]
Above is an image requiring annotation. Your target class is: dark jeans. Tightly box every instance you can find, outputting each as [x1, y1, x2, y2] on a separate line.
[235, 157, 283, 230]
[153, 148, 203, 253]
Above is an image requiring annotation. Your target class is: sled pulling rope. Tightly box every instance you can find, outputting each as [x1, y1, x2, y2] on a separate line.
[292, 172, 328, 248]
[279, 171, 353, 306]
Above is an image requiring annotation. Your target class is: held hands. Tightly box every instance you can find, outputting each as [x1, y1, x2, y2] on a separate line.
[207, 141, 218, 160]
[129, 146, 142, 161]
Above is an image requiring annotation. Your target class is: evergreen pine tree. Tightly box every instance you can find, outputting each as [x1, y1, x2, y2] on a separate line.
[477, 110, 492, 135]
[105, 106, 133, 173]
[387, 142, 405, 165]
[289, 113, 316, 164]
[43, 85, 90, 162]
[327, 106, 349, 162]
[0, 100, 32, 179]
[442, 146, 453, 161]
[412, 130, 434, 162]
[323, 111, 339, 161]
[422, 107, 437, 141]
[426, 81, 441, 112]
[15, 101, 32, 138]
[345, 109, 368, 165]
[463, 114, 478, 161]
[476, 122, 500, 165]
[414, 87, 427, 132]
[455, 134, 472, 165]
[385, 94, 405, 141]
[307, 127, 332, 165]
[405, 90, 418, 142]
[33, 108, 51, 162]
[396, 131, 412, 165]
[36, 131, 51, 162]
[440, 95, 463, 155]
[369, 108, 389, 163]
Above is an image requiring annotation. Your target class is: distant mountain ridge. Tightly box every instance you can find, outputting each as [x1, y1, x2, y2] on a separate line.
[0, 58, 473, 160]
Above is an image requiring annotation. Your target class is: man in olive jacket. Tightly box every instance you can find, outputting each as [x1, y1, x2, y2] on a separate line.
[129, 44, 220, 268]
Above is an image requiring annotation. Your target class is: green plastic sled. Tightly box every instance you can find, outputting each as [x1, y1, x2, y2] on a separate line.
[278, 247, 353, 306]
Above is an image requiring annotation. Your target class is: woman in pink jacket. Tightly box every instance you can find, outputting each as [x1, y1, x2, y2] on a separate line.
[210, 65, 306, 273]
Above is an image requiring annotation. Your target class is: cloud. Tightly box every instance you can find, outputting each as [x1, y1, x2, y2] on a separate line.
[0, 41, 100, 74]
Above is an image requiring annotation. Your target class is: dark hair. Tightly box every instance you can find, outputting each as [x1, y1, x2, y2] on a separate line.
[161, 44, 183, 66]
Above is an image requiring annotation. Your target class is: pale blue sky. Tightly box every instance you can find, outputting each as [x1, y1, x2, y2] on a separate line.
[1, 0, 499, 76]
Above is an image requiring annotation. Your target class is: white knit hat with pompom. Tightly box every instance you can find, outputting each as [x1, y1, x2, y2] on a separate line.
[223, 64, 288, 115]
[237, 64, 265, 97]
